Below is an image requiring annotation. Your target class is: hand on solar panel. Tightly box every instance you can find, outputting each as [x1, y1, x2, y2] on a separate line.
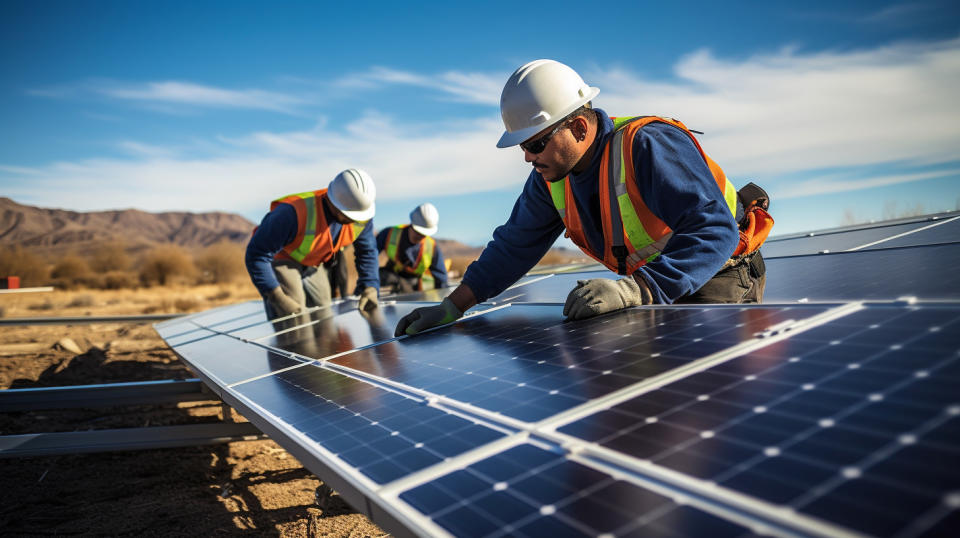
[358, 286, 379, 312]
[267, 287, 303, 317]
[563, 277, 653, 320]
[394, 297, 463, 336]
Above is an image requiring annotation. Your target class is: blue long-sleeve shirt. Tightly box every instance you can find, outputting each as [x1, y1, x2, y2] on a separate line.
[245, 200, 380, 295]
[375, 226, 449, 288]
[462, 109, 739, 304]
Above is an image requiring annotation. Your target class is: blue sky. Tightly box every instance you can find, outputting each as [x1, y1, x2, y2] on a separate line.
[2, 0, 959, 246]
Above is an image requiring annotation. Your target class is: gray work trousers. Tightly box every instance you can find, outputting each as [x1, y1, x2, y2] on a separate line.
[263, 258, 332, 320]
[674, 251, 766, 304]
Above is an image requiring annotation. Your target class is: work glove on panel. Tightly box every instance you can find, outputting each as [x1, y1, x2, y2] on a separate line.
[394, 297, 463, 337]
[358, 286, 379, 312]
[268, 287, 303, 318]
[563, 276, 653, 321]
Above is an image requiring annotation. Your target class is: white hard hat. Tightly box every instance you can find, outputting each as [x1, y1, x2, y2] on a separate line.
[496, 59, 600, 148]
[409, 202, 439, 237]
[328, 168, 376, 222]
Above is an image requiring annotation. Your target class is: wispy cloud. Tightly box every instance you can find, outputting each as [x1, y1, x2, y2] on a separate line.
[30, 80, 311, 114]
[777, 167, 960, 199]
[5, 36, 960, 221]
[334, 66, 503, 105]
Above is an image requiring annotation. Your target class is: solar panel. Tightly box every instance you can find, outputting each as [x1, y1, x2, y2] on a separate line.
[397, 442, 760, 537]
[763, 242, 960, 302]
[330, 304, 829, 423]
[154, 213, 960, 536]
[875, 217, 960, 249]
[762, 212, 960, 257]
[555, 303, 960, 537]
[761, 220, 940, 257]
[484, 271, 610, 304]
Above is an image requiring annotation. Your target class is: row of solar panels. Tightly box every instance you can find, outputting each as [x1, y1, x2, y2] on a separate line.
[156, 214, 960, 537]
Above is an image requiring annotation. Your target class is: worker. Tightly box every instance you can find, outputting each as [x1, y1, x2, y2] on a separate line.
[396, 59, 773, 336]
[246, 168, 380, 320]
[376, 203, 449, 293]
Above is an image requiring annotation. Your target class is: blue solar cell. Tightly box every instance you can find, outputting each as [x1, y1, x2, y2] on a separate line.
[172, 332, 307, 385]
[400, 443, 754, 537]
[485, 271, 610, 304]
[761, 220, 935, 257]
[763, 243, 960, 301]
[330, 304, 827, 422]
[153, 318, 203, 340]
[227, 303, 421, 361]
[182, 300, 265, 328]
[232, 364, 506, 484]
[558, 304, 960, 536]
[874, 217, 960, 249]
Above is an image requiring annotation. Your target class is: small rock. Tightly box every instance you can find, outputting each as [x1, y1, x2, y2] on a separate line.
[53, 338, 83, 355]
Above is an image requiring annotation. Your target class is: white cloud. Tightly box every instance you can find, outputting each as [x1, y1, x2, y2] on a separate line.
[590, 37, 960, 191]
[5, 36, 960, 219]
[333, 66, 503, 105]
[98, 81, 309, 114]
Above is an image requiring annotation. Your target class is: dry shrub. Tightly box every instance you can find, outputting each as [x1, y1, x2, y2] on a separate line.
[51, 255, 91, 280]
[68, 294, 95, 308]
[174, 297, 199, 311]
[207, 288, 231, 301]
[0, 245, 50, 286]
[138, 244, 196, 286]
[195, 241, 245, 284]
[447, 255, 478, 279]
[535, 248, 587, 267]
[101, 271, 138, 290]
[28, 300, 54, 311]
[89, 241, 131, 273]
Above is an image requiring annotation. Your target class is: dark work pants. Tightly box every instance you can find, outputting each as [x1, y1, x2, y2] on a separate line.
[379, 266, 420, 294]
[674, 251, 766, 304]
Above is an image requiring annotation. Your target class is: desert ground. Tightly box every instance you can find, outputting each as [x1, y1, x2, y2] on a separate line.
[0, 283, 388, 537]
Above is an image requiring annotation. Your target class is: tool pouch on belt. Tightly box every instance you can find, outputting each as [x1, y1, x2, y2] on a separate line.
[732, 182, 774, 257]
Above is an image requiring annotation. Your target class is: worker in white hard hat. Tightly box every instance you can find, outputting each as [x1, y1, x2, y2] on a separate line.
[246, 168, 381, 319]
[396, 59, 773, 336]
[376, 203, 449, 293]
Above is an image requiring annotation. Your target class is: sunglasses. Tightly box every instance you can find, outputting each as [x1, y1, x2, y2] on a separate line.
[520, 119, 570, 154]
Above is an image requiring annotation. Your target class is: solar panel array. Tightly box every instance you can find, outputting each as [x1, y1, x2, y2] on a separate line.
[156, 212, 960, 537]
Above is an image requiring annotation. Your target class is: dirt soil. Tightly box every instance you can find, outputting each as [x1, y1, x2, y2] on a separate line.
[0, 284, 387, 537]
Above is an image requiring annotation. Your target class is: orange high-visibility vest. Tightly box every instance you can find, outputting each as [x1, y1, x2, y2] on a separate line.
[546, 115, 745, 275]
[384, 225, 436, 290]
[271, 189, 367, 266]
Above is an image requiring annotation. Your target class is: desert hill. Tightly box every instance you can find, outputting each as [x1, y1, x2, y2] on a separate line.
[0, 198, 492, 259]
[0, 197, 256, 256]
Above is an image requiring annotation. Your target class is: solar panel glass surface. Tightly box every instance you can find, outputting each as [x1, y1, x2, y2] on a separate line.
[330, 304, 829, 422]
[876, 217, 960, 249]
[484, 271, 610, 304]
[557, 304, 960, 537]
[172, 332, 309, 386]
[763, 243, 960, 302]
[400, 443, 758, 537]
[226, 302, 423, 360]
[760, 220, 935, 257]
[231, 364, 507, 484]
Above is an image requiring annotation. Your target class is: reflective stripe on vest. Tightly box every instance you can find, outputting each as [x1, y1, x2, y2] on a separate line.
[547, 115, 738, 275]
[385, 225, 435, 290]
[270, 189, 366, 266]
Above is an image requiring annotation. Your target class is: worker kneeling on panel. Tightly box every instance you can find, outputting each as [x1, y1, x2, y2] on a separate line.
[246, 168, 381, 319]
[396, 59, 774, 336]
[376, 203, 449, 294]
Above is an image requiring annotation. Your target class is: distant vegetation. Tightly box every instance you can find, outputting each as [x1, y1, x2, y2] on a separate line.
[1, 241, 248, 290]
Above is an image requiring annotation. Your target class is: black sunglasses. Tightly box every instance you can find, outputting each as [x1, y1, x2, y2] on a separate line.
[520, 119, 570, 154]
